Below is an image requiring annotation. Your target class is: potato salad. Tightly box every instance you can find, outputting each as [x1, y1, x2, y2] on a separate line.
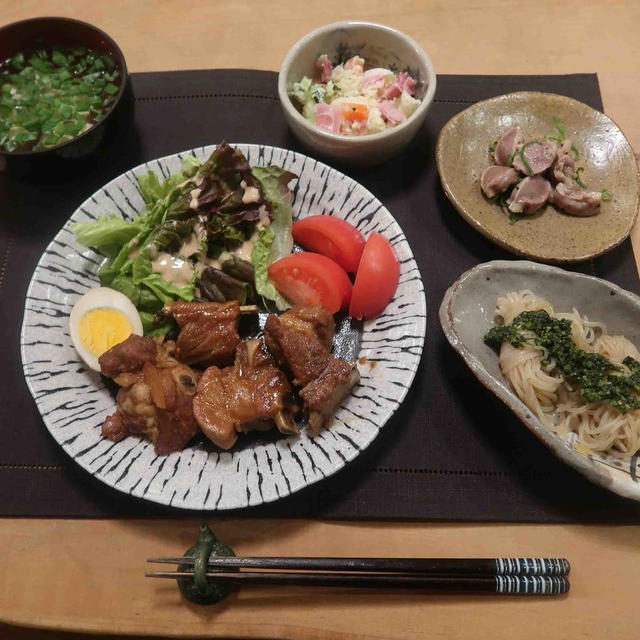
[289, 54, 421, 136]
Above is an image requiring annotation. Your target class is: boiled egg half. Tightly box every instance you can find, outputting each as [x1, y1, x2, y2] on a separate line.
[69, 287, 143, 371]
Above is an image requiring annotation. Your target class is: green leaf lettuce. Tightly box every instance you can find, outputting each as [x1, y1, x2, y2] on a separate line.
[250, 166, 296, 310]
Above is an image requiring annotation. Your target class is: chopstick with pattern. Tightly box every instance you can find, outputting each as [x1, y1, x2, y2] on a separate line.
[145, 569, 569, 595]
[147, 556, 570, 577]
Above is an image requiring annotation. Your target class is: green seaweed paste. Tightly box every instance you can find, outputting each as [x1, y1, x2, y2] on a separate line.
[484, 309, 640, 413]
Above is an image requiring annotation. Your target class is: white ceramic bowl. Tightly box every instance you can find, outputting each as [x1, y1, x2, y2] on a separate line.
[278, 21, 437, 167]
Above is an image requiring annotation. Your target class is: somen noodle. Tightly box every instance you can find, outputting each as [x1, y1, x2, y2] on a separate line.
[490, 290, 640, 458]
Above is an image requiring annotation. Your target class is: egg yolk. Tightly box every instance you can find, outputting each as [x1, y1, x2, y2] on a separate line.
[78, 307, 133, 356]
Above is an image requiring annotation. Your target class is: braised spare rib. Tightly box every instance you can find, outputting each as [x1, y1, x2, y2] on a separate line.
[99, 334, 201, 455]
[160, 300, 242, 368]
[264, 304, 335, 387]
[300, 358, 360, 433]
[264, 304, 360, 432]
[193, 339, 298, 450]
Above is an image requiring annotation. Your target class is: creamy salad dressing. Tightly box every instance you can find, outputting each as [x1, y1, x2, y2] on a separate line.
[204, 229, 260, 270]
[235, 229, 259, 261]
[189, 188, 202, 210]
[177, 171, 204, 190]
[258, 204, 271, 226]
[152, 223, 259, 284]
[148, 174, 266, 286]
[178, 221, 207, 259]
[151, 253, 194, 287]
[178, 233, 200, 259]
[240, 180, 261, 204]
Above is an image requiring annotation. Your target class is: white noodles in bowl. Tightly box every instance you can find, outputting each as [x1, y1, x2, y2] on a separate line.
[493, 290, 640, 458]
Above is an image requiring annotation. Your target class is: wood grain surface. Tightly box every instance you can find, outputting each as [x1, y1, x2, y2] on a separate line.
[2, 1, 640, 638]
[3, 519, 640, 639]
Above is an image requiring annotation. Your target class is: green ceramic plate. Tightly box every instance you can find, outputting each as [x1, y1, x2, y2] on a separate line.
[436, 91, 639, 263]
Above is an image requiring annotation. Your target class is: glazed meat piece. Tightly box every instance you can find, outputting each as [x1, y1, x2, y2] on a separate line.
[99, 334, 156, 377]
[493, 127, 524, 166]
[193, 339, 297, 450]
[161, 301, 241, 367]
[264, 305, 335, 387]
[102, 412, 128, 442]
[512, 141, 557, 176]
[507, 176, 552, 215]
[551, 182, 602, 216]
[99, 335, 201, 455]
[480, 166, 520, 198]
[300, 358, 361, 434]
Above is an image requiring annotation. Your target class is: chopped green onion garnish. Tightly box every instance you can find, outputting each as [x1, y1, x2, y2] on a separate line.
[551, 116, 565, 142]
[0, 46, 121, 152]
[11, 52, 25, 69]
[28, 56, 51, 73]
[601, 189, 613, 201]
[515, 141, 536, 175]
[51, 50, 67, 66]
[59, 104, 73, 119]
[575, 167, 586, 188]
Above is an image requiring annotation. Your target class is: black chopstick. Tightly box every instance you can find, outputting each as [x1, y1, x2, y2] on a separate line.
[147, 556, 570, 577]
[145, 570, 569, 595]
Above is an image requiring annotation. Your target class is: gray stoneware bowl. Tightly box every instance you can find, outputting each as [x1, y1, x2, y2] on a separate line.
[278, 21, 436, 167]
[439, 259, 640, 502]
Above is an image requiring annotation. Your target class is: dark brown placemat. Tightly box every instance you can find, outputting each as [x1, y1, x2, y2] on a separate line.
[3, 70, 640, 521]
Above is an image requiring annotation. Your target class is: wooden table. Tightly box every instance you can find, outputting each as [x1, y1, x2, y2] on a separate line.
[3, 1, 640, 638]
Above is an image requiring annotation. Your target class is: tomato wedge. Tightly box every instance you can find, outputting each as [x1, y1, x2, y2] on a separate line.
[268, 252, 352, 313]
[292, 216, 366, 273]
[349, 233, 399, 320]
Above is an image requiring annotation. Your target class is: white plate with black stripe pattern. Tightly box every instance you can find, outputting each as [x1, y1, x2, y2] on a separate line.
[20, 143, 426, 510]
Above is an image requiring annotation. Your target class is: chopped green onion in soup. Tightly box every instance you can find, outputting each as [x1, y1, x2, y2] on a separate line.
[0, 46, 121, 153]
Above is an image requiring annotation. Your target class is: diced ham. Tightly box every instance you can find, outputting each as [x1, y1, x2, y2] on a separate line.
[315, 54, 333, 82]
[551, 182, 602, 216]
[480, 166, 520, 199]
[508, 176, 552, 215]
[362, 68, 394, 92]
[383, 72, 417, 99]
[512, 141, 557, 176]
[493, 127, 524, 166]
[315, 104, 333, 131]
[379, 100, 406, 124]
[315, 103, 344, 134]
[399, 73, 417, 95]
[383, 86, 400, 100]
